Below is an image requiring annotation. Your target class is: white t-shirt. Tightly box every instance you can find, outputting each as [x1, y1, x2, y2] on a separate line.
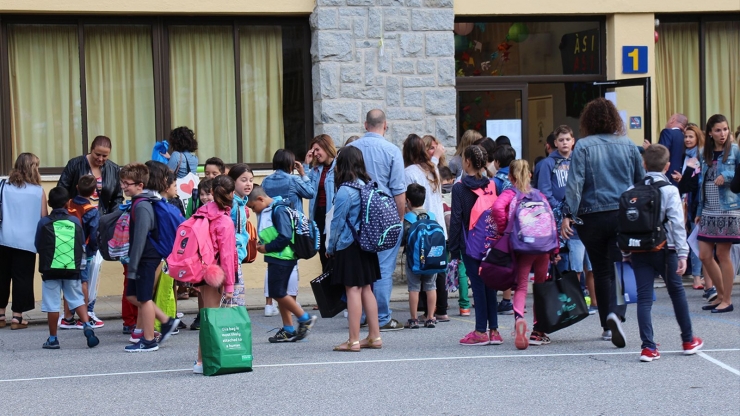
[404, 164, 448, 239]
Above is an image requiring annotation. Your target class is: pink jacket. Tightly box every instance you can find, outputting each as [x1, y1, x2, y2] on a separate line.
[200, 202, 238, 293]
[492, 188, 517, 234]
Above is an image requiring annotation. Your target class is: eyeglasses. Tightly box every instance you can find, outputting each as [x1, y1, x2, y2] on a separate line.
[120, 181, 139, 188]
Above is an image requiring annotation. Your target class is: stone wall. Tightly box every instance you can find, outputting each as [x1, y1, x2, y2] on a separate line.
[310, 0, 457, 149]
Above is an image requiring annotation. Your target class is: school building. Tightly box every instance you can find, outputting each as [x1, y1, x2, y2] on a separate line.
[0, 0, 738, 298]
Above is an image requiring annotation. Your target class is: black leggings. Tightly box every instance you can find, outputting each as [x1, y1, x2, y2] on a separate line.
[0, 245, 37, 313]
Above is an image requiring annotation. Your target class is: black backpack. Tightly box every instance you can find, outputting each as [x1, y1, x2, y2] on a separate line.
[38, 213, 84, 279]
[617, 177, 671, 252]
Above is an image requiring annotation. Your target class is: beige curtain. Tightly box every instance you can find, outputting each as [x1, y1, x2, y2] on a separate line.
[170, 26, 237, 163]
[656, 23, 701, 135]
[8, 25, 82, 167]
[705, 21, 740, 134]
[240, 26, 284, 163]
[85, 25, 156, 166]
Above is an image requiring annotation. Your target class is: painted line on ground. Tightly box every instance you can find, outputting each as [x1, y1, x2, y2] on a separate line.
[2, 348, 738, 383]
[697, 351, 740, 376]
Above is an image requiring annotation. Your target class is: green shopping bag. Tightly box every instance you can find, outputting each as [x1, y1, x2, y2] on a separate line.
[154, 263, 177, 332]
[200, 306, 253, 376]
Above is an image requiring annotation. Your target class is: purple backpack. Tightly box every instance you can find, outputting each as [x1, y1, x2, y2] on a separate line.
[463, 184, 498, 260]
[509, 189, 559, 254]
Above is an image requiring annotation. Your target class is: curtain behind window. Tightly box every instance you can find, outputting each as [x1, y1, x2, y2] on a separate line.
[8, 25, 82, 167]
[170, 26, 237, 163]
[85, 25, 156, 166]
[705, 21, 740, 132]
[656, 23, 701, 133]
[240, 26, 284, 163]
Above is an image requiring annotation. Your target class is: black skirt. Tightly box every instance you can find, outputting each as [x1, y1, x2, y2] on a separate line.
[332, 242, 380, 287]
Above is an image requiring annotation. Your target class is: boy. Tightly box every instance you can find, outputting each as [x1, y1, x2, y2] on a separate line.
[120, 163, 180, 352]
[402, 184, 438, 329]
[491, 145, 516, 315]
[247, 186, 316, 343]
[623, 144, 703, 362]
[60, 175, 103, 329]
[36, 187, 99, 349]
[204, 157, 225, 179]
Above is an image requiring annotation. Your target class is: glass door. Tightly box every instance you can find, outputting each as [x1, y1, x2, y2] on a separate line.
[593, 77, 651, 144]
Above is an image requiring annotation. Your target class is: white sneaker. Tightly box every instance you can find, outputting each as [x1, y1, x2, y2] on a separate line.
[88, 312, 105, 328]
[343, 309, 348, 318]
[193, 361, 203, 374]
[264, 304, 279, 317]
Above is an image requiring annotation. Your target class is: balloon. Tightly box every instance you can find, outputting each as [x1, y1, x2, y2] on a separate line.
[508, 23, 529, 43]
[454, 23, 474, 36]
[655, 30, 659, 43]
[455, 35, 469, 53]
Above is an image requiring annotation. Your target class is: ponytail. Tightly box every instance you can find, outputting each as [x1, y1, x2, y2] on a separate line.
[508, 160, 531, 193]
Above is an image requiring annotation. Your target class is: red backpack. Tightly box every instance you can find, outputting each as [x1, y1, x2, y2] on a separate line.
[166, 213, 215, 284]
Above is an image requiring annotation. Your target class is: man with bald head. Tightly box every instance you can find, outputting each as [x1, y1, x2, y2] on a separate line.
[348, 109, 406, 331]
[658, 113, 688, 185]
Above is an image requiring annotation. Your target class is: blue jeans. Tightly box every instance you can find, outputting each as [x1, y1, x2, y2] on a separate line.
[631, 250, 693, 350]
[462, 254, 498, 333]
[374, 235, 402, 326]
[568, 237, 592, 273]
[688, 222, 702, 276]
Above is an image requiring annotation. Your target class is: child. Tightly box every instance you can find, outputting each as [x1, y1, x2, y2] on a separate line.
[184, 178, 214, 330]
[36, 187, 99, 349]
[60, 175, 103, 329]
[226, 164, 252, 311]
[247, 186, 317, 343]
[121, 163, 180, 352]
[492, 159, 555, 350]
[327, 146, 382, 351]
[624, 144, 703, 362]
[164, 170, 185, 217]
[204, 157, 225, 180]
[492, 145, 516, 315]
[403, 183, 437, 329]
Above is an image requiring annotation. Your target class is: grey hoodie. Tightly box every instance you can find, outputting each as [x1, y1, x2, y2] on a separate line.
[127, 190, 162, 280]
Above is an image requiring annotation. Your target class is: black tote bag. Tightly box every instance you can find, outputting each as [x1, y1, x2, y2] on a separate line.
[532, 267, 589, 333]
[310, 270, 346, 318]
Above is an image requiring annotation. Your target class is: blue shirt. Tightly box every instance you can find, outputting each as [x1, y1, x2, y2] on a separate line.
[167, 151, 198, 179]
[0, 182, 44, 253]
[261, 170, 315, 214]
[306, 160, 336, 223]
[349, 132, 406, 196]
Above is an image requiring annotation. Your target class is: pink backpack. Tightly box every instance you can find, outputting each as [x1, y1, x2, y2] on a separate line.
[463, 183, 498, 260]
[166, 213, 215, 284]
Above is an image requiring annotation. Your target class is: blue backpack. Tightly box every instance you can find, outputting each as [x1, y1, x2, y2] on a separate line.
[404, 212, 447, 275]
[272, 204, 320, 260]
[494, 171, 513, 196]
[133, 199, 185, 259]
[342, 181, 402, 253]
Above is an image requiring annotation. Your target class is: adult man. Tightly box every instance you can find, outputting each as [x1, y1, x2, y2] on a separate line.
[658, 113, 688, 185]
[349, 109, 406, 331]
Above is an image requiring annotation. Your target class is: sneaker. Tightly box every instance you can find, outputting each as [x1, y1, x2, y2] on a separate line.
[459, 308, 471, 316]
[193, 361, 203, 374]
[295, 315, 318, 340]
[177, 320, 187, 330]
[514, 319, 529, 350]
[171, 328, 180, 335]
[88, 313, 105, 328]
[124, 339, 159, 352]
[682, 337, 704, 355]
[602, 330, 612, 341]
[129, 331, 161, 344]
[264, 304, 279, 317]
[159, 317, 181, 344]
[268, 328, 297, 343]
[423, 319, 436, 328]
[497, 299, 514, 315]
[606, 313, 626, 348]
[190, 316, 200, 330]
[59, 317, 80, 330]
[588, 306, 598, 315]
[529, 331, 551, 346]
[42, 337, 60, 349]
[122, 325, 135, 335]
[640, 347, 660, 362]
[83, 326, 99, 348]
[705, 287, 718, 303]
[489, 330, 503, 345]
[459, 330, 490, 346]
[404, 319, 420, 329]
[379, 318, 404, 332]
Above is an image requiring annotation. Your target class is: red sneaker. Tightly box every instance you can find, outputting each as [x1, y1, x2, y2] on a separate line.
[682, 337, 704, 355]
[489, 330, 504, 345]
[514, 319, 529, 350]
[640, 348, 660, 362]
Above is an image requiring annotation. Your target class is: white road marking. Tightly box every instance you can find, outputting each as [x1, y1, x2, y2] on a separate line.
[697, 351, 740, 376]
[2, 348, 738, 383]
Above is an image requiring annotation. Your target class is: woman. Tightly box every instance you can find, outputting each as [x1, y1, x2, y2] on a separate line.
[0, 153, 48, 329]
[422, 134, 447, 167]
[166, 126, 199, 179]
[58, 135, 123, 215]
[695, 114, 738, 314]
[327, 146, 381, 351]
[305, 134, 337, 272]
[449, 130, 482, 179]
[562, 97, 644, 347]
[262, 149, 315, 214]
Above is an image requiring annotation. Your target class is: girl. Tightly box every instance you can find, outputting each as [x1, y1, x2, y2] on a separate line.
[0, 153, 48, 329]
[226, 164, 254, 310]
[448, 145, 502, 346]
[262, 149, 315, 214]
[327, 146, 381, 352]
[305, 134, 337, 272]
[449, 130, 482, 179]
[166, 126, 199, 179]
[695, 114, 738, 314]
[193, 175, 238, 374]
[492, 160, 556, 350]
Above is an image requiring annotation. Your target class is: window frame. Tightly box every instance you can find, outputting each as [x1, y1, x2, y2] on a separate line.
[0, 15, 312, 174]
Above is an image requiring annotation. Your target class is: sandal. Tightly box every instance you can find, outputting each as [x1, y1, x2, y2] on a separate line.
[0, 314, 5, 328]
[10, 316, 28, 330]
[333, 339, 360, 352]
[359, 337, 383, 349]
[424, 319, 437, 328]
[177, 291, 190, 300]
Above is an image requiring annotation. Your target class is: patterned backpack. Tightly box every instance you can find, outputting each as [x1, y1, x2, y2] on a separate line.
[273, 204, 320, 260]
[106, 203, 136, 262]
[463, 183, 498, 260]
[342, 181, 402, 253]
[509, 189, 559, 254]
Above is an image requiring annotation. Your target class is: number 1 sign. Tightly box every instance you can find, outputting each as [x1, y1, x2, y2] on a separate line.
[622, 46, 648, 74]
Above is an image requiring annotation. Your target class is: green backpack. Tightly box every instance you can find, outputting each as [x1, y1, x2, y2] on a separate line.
[38, 214, 84, 280]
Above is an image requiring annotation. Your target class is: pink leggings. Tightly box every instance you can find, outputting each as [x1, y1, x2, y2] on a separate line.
[513, 253, 550, 325]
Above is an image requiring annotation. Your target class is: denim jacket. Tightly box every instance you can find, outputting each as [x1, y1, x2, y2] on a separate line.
[306, 160, 336, 223]
[697, 143, 740, 217]
[327, 180, 363, 254]
[564, 134, 645, 216]
[261, 170, 315, 214]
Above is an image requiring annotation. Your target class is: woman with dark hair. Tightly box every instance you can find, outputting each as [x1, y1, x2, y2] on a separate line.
[304, 135, 338, 271]
[58, 135, 123, 215]
[0, 153, 48, 329]
[166, 126, 199, 179]
[262, 149, 315, 214]
[327, 146, 381, 351]
[562, 97, 645, 347]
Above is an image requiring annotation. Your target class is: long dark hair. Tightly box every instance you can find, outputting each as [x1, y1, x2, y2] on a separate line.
[403, 134, 440, 192]
[211, 175, 235, 211]
[228, 163, 253, 181]
[703, 114, 731, 163]
[334, 146, 371, 189]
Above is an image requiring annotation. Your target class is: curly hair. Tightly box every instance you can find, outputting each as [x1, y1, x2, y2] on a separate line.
[403, 134, 440, 192]
[169, 126, 198, 153]
[463, 145, 487, 178]
[579, 98, 625, 137]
